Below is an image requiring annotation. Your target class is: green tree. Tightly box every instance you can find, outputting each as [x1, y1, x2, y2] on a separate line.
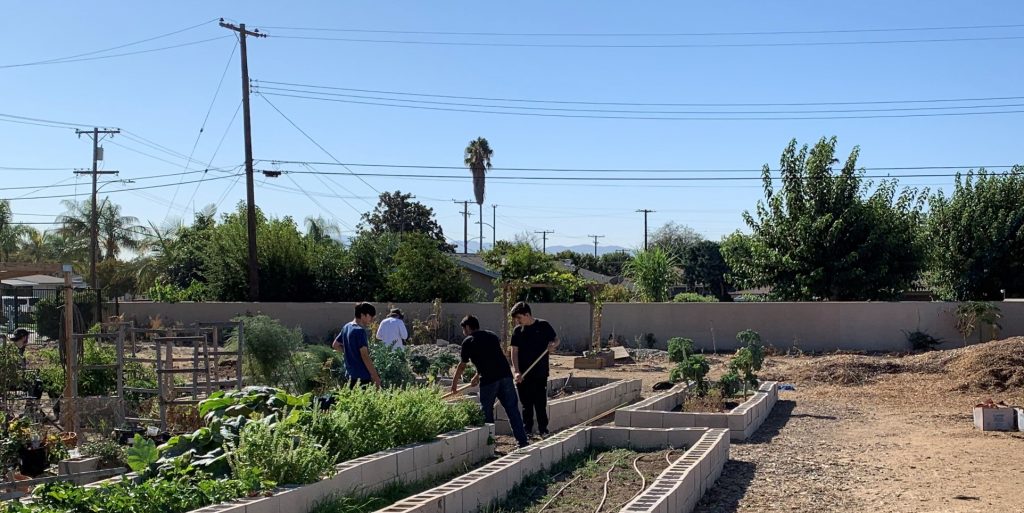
[359, 191, 452, 250]
[98, 199, 142, 260]
[680, 240, 732, 301]
[596, 251, 632, 277]
[0, 200, 28, 262]
[304, 216, 342, 244]
[554, 250, 601, 275]
[623, 247, 679, 302]
[347, 231, 401, 301]
[926, 168, 1024, 300]
[16, 227, 48, 263]
[650, 221, 703, 263]
[464, 137, 493, 251]
[741, 137, 926, 300]
[387, 232, 475, 302]
[719, 231, 756, 291]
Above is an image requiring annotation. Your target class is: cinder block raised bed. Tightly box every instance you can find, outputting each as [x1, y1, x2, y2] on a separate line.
[492, 377, 643, 435]
[184, 425, 495, 513]
[615, 381, 779, 441]
[377, 425, 729, 513]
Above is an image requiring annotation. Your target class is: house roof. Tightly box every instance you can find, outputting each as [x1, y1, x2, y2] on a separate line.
[449, 254, 500, 278]
[1, 274, 86, 288]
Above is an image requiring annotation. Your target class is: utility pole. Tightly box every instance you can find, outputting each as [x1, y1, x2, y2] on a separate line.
[478, 203, 483, 253]
[588, 234, 605, 257]
[220, 19, 266, 301]
[453, 200, 470, 254]
[636, 209, 655, 250]
[74, 128, 119, 320]
[491, 204, 497, 245]
[535, 230, 554, 254]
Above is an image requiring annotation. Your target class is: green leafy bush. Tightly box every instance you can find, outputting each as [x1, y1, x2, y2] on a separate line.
[35, 291, 96, 340]
[0, 344, 25, 393]
[717, 370, 743, 398]
[232, 421, 332, 485]
[671, 292, 719, 303]
[80, 438, 126, 469]
[428, 352, 459, 379]
[409, 354, 431, 375]
[669, 354, 710, 394]
[300, 386, 482, 464]
[229, 314, 305, 389]
[728, 329, 765, 395]
[36, 341, 156, 400]
[369, 341, 415, 387]
[667, 337, 694, 364]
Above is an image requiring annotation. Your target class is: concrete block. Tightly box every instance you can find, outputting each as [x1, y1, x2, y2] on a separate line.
[614, 409, 633, 427]
[539, 440, 564, 470]
[630, 410, 665, 428]
[361, 453, 399, 487]
[667, 427, 703, 449]
[590, 426, 629, 448]
[743, 408, 755, 429]
[691, 413, 729, 429]
[727, 412, 746, 431]
[629, 428, 669, 449]
[663, 413, 696, 428]
[244, 497, 280, 513]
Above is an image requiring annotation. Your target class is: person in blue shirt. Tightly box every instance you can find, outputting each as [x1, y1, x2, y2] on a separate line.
[333, 302, 382, 388]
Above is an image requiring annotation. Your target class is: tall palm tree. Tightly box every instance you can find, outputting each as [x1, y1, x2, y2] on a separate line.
[464, 137, 493, 252]
[0, 200, 28, 262]
[304, 215, 342, 244]
[98, 199, 142, 260]
[18, 227, 48, 263]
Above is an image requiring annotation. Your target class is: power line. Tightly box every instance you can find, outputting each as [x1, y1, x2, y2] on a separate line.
[168, 39, 241, 219]
[1, 169, 213, 191]
[0, 35, 232, 69]
[0, 18, 219, 69]
[257, 159, 1020, 174]
[0, 165, 77, 171]
[270, 33, 1024, 49]
[0, 173, 242, 201]
[257, 91, 1024, 120]
[254, 83, 1024, 114]
[0, 112, 104, 129]
[255, 79, 1024, 108]
[265, 169, 1003, 182]
[257, 93, 381, 194]
[182, 102, 244, 216]
[259, 22, 1024, 37]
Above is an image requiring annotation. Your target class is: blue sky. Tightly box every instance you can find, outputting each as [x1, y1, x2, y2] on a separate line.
[2, 2, 1023, 251]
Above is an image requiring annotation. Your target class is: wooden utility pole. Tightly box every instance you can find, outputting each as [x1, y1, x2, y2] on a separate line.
[61, 264, 76, 432]
[220, 19, 266, 301]
[453, 200, 470, 254]
[535, 230, 554, 254]
[636, 209, 655, 250]
[588, 234, 605, 257]
[74, 128, 119, 320]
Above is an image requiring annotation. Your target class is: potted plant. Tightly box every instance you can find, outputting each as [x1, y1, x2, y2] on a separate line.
[17, 431, 48, 477]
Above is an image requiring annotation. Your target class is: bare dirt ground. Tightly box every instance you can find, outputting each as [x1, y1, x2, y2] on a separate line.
[543, 340, 1024, 513]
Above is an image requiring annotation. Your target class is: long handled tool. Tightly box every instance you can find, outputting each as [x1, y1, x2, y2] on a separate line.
[519, 349, 549, 381]
[442, 382, 475, 400]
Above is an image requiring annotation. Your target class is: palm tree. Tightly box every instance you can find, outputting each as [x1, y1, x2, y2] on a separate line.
[623, 248, 680, 302]
[135, 219, 182, 290]
[0, 200, 29, 262]
[98, 199, 142, 260]
[464, 137, 493, 252]
[18, 227, 49, 263]
[304, 215, 342, 244]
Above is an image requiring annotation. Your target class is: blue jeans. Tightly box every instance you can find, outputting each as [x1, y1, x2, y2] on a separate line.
[479, 377, 529, 447]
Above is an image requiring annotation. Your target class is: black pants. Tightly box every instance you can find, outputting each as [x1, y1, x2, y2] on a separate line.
[348, 377, 372, 389]
[517, 375, 549, 434]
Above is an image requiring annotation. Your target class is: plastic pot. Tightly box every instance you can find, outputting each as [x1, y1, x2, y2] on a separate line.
[18, 446, 49, 477]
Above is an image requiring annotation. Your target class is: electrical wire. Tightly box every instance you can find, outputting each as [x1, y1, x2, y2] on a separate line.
[283, 173, 354, 231]
[259, 22, 1024, 38]
[0, 36, 232, 69]
[1, 173, 242, 202]
[0, 112, 103, 129]
[258, 90, 1024, 120]
[167, 38, 240, 218]
[182, 102, 243, 217]
[0, 18, 220, 69]
[270, 33, 1024, 49]
[254, 83, 1024, 115]
[255, 80, 1024, 108]
[257, 93, 381, 194]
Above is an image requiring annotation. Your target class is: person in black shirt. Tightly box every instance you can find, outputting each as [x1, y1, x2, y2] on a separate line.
[508, 302, 559, 436]
[451, 315, 529, 448]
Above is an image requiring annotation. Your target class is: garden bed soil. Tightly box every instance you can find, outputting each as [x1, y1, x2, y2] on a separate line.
[670, 400, 741, 413]
[492, 448, 677, 513]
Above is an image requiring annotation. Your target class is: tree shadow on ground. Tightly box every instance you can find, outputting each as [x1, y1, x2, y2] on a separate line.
[744, 399, 796, 444]
[692, 459, 756, 513]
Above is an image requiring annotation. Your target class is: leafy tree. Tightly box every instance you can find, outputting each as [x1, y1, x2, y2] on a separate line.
[387, 232, 475, 302]
[554, 250, 601, 275]
[650, 221, 703, 263]
[98, 199, 142, 260]
[741, 137, 926, 300]
[623, 247, 679, 302]
[359, 191, 452, 250]
[719, 231, 757, 291]
[464, 137, 493, 250]
[679, 240, 732, 301]
[596, 251, 632, 277]
[347, 231, 400, 301]
[0, 200, 28, 262]
[16, 227, 48, 263]
[95, 259, 138, 298]
[304, 216, 341, 244]
[729, 329, 765, 395]
[483, 241, 555, 281]
[926, 168, 1024, 300]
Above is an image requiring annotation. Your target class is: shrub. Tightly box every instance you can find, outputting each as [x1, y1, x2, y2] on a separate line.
[717, 370, 743, 398]
[904, 330, 942, 351]
[672, 292, 719, 303]
[36, 341, 156, 400]
[369, 341, 415, 387]
[80, 438, 126, 469]
[409, 354, 431, 375]
[232, 421, 332, 485]
[667, 337, 694, 364]
[35, 291, 96, 340]
[428, 352, 459, 379]
[670, 354, 710, 394]
[229, 315, 304, 389]
[0, 344, 25, 393]
[728, 329, 765, 395]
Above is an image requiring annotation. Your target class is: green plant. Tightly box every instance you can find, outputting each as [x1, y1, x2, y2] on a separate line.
[717, 370, 743, 397]
[667, 337, 694, 363]
[729, 329, 766, 396]
[623, 247, 680, 302]
[0, 343, 26, 394]
[80, 437, 126, 469]
[954, 301, 1002, 345]
[409, 354, 431, 375]
[34, 290, 96, 340]
[904, 330, 943, 351]
[428, 352, 459, 379]
[461, 365, 477, 383]
[231, 420, 332, 485]
[671, 292, 719, 303]
[369, 341, 415, 387]
[126, 434, 159, 473]
[669, 354, 710, 394]
[229, 314, 305, 389]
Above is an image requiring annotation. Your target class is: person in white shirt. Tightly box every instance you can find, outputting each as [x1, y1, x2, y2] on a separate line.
[376, 308, 409, 349]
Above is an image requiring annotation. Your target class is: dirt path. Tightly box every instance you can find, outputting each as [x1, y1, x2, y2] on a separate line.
[545, 349, 1024, 513]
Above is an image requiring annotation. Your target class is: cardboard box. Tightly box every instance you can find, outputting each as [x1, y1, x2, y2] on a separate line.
[973, 405, 1016, 431]
[573, 357, 605, 369]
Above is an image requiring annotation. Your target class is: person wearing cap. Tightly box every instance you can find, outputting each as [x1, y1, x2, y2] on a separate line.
[9, 328, 30, 357]
[376, 308, 409, 349]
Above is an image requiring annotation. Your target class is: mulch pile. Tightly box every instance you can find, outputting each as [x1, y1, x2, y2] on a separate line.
[768, 337, 1024, 391]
